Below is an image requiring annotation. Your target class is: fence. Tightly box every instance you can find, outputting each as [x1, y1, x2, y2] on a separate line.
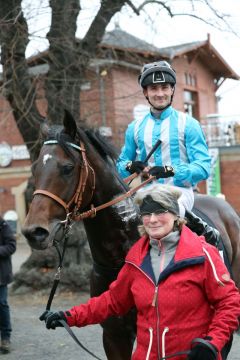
[201, 114, 240, 148]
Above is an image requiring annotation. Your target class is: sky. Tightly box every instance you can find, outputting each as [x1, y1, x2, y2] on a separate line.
[21, 0, 240, 119]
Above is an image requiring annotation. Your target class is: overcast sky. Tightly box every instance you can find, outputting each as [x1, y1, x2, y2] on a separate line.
[22, 0, 240, 119]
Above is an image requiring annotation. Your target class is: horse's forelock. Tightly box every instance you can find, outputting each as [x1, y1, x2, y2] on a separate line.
[44, 125, 82, 162]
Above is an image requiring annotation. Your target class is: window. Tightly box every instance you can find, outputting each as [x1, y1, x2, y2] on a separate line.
[184, 72, 197, 87]
[184, 90, 199, 119]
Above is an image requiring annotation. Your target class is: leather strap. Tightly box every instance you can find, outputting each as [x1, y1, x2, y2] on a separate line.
[59, 320, 103, 360]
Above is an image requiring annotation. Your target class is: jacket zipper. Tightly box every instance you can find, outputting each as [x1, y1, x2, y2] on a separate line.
[126, 261, 161, 359]
[152, 286, 158, 306]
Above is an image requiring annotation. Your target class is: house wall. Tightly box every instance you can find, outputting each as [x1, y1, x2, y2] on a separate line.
[0, 94, 31, 230]
[219, 147, 240, 213]
[172, 57, 218, 117]
[108, 57, 218, 149]
[0, 59, 239, 227]
[112, 67, 144, 147]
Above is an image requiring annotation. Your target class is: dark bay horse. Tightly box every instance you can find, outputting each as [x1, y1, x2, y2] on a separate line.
[194, 193, 240, 288]
[22, 111, 240, 359]
[22, 111, 140, 360]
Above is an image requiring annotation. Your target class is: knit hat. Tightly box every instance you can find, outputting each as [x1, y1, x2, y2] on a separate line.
[134, 184, 181, 216]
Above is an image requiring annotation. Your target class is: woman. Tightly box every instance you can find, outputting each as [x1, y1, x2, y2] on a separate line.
[40, 184, 240, 360]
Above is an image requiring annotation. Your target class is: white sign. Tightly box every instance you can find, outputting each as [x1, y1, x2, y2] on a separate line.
[12, 145, 30, 160]
[99, 126, 112, 137]
[0, 142, 13, 167]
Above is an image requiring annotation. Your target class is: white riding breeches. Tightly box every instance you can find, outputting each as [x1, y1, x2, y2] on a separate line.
[176, 186, 194, 217]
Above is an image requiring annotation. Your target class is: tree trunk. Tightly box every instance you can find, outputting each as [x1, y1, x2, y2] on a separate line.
[0, 0, 43, 161]
[46, 0, 82, 124]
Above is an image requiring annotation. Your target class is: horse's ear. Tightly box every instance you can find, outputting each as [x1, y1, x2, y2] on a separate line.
[40, 121, 50, 140]
[63, 109, 77, 140]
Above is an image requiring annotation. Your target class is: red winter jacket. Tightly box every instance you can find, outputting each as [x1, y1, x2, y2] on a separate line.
[65, 226, 240, 360]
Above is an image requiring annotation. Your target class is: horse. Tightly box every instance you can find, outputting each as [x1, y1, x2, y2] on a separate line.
[22, 110, 240, 359]
[22, 111, 140, 360]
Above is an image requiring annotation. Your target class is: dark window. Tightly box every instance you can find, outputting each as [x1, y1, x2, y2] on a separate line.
[184, 72, 197, 87]
[184, 90, 199, 119]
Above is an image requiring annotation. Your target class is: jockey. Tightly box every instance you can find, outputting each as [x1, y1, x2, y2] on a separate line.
[116, 60, 220, 246]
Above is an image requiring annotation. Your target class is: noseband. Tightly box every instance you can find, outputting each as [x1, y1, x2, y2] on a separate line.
[33, 140, 95, 220]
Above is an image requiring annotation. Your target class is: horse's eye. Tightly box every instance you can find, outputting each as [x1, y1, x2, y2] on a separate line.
[61, 164, 74, 176]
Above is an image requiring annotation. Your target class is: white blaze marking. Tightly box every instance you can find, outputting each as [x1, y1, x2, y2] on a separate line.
[43, 154, 53, 165]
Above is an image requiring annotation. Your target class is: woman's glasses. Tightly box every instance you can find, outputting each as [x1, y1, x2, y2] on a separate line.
[141, 210, 168, 220]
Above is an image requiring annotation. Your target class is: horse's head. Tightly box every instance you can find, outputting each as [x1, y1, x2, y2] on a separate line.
[22, 110, 95, 250]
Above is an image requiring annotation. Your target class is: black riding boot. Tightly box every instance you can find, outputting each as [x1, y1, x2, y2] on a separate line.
[185, 210, 220, 248]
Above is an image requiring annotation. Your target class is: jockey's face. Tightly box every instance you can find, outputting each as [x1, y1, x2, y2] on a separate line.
[143, 83, 174, 110]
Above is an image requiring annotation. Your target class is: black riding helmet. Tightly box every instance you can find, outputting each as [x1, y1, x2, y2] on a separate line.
[138, 60, 176, 88]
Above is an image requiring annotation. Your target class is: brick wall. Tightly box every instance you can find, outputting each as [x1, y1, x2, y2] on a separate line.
[172, 57, 217, 117]
[219, 147, 240, 213]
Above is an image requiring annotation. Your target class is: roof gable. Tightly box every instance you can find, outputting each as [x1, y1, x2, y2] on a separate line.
[101, 29, 239, 81]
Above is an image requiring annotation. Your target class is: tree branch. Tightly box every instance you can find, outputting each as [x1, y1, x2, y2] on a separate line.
[0, 0, 44, 160]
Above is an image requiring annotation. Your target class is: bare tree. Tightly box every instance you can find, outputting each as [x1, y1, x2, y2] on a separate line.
[0, 0, 237, 159]
[0, 0, 237, 291]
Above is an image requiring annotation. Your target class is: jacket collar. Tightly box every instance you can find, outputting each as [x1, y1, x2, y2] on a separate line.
[126, 225, 205, 267]
[150, 106, 173, 121]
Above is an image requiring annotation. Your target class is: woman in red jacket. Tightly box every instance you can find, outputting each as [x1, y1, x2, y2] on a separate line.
[40, 184, 240, 360]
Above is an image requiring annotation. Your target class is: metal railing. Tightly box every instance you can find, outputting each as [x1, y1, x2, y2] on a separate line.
[201, 114, 240, 148]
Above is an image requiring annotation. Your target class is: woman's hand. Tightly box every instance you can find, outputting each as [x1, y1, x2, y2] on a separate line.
[39, 310, 67, 329]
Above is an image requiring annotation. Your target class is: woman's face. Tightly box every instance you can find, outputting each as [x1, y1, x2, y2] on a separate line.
[142, 211, 177, 239]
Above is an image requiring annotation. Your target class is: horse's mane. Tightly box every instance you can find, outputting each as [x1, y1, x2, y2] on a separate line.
[83, 128, 119, 165]
[44, 123, 120, 170]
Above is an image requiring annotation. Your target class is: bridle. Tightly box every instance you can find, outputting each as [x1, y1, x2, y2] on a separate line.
[33, 140, 96, 220]
[33, 139, 156, 222]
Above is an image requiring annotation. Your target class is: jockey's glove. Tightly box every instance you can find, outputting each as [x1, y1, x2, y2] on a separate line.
[126, 161, 146, 174]
[39, 310, 67, 330]
[187, 342, 218, 360]
[148, 165, 174, 179]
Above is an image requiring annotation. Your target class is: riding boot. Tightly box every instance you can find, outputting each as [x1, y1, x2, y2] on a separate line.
[185, 210, 220, 248]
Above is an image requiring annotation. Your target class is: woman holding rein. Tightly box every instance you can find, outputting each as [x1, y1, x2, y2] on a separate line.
[40, 184, 240, 360]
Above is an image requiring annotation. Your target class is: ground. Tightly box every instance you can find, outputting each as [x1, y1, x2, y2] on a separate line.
[6, 291, 106, 360]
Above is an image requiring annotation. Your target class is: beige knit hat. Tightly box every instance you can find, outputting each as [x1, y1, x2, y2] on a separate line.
[134, 183, 181, 216]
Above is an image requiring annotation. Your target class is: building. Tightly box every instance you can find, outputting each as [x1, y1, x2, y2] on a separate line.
[0, 28, 239, 233]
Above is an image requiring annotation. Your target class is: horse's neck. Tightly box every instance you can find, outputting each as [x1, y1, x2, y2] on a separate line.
[83, 171, 140, 267]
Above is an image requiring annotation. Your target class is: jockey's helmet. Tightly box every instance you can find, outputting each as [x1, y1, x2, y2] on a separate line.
[138, 60, 176, 88]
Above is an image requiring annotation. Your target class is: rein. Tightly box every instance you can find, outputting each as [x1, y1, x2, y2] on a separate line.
[38, 138, 167, 359]
[33, 139, 156, 222]
[46, 217, 103, 360]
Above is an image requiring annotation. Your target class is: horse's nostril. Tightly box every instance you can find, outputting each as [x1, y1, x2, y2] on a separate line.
[33, 227, 49, 240]
[22, 227, 49, 243]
